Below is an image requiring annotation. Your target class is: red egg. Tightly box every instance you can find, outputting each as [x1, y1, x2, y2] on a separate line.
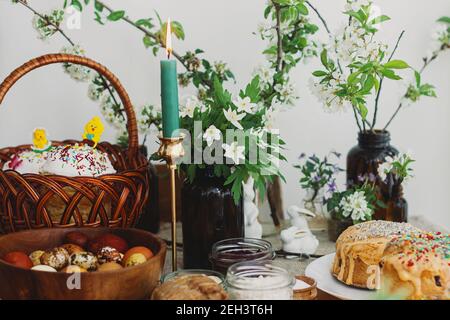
[64, 231, 89, 248]
[3, 251, 33, 269]
[88, 234, 129, 254]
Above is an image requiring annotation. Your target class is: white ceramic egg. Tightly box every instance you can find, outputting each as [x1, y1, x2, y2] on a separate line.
[31, 265, 57, 272]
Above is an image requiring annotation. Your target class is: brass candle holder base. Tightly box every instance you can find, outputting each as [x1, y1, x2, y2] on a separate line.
[157, 135, 185, 271]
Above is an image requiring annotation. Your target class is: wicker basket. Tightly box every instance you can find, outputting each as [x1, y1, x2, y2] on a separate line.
[0, 54, 149, 233]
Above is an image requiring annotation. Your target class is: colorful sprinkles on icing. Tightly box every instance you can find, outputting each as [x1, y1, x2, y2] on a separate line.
[389, 232, 450, 267]
[42, 144, 116, 177]
[348, 221, 420, 241]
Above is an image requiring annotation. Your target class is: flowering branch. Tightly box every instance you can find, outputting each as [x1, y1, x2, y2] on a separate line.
[273, 2, 284, 72]
[17, 0, 74, 45]
[15, 0, 124, 123]
[305, 0, 331, 34]
[94, 1, 205, 87]
[384, 17, 449, 130]
[371, 30, 405, 130]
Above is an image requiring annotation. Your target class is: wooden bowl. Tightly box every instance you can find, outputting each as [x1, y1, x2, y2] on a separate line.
[0, 227, 166, 300]
[293, 275, 317, 300]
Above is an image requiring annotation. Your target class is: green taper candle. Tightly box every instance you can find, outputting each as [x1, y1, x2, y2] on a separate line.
[161, 59, 180, 138]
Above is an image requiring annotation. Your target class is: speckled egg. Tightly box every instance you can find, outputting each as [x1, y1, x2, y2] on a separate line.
[29, 250, 45, 266]
[61, 243, 84, 255]
[97, 246, 123, 265]
[31, 265, 57, 272]
[40, 247, 70, 270]
[70, 252, 98, 271]
[124, 253, 147, 268]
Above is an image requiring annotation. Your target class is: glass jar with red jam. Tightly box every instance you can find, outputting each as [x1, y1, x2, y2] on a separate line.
[210, 238, 275, 275]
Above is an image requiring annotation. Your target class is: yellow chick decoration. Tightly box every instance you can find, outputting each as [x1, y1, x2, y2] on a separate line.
[32, 128, 50, 151]
[83, 116, 104, 148]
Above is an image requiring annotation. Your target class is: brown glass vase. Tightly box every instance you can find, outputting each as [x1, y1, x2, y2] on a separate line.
[181, 167, 244, 269]
[380, 179, 408, 222]
[347, 130, 407, 222]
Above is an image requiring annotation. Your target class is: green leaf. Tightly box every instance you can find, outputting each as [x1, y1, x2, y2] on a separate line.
[383, 60, 409, 69]
[369, 15, 391, 25]
[136, 18, 154, 29]
[297, 2, 309, 15]
[154, 10, 163, 26]
[107, 10, 125, 21]
[380, 68, 402, 80]
[244, 76, 261, 101]
[142, 36, 153, 48]
[437, 16, 450, 24]
[171, 21, 185, 40]
[419, 83, 437, 97]
[358, 104, 368, 119]
[414, 71, 421, 87]
[94, 11, 104, 25]
[373, 76, 380, 92]
[312, 70, 328, 77]
[320, 49, 328, 68]
[264, 5, 272, 19]
[288, 6, 298, 21]
[94, 0, 103, 11]
[71, 0, 82, 11]
[347, 72, 360, 85]
[361, 74, 375, 93]
[83, 0, 90, 5]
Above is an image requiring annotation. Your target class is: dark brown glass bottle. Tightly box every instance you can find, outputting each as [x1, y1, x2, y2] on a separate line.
[347, 130, 407, 221]
[380, 180, 408, 222]
[181, 167, 244, 269]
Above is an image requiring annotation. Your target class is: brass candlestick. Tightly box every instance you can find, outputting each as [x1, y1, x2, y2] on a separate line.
[157, 135, 184, 271]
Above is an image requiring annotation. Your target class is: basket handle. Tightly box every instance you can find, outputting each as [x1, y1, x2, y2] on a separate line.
[0, 53, 139, 160]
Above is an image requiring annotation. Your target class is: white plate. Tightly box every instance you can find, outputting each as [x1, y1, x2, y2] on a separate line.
[305, 253, 375, 300]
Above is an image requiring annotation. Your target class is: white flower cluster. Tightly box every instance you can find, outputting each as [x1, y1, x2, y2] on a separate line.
[339, 191, 372, 222]
[257, 20, 293, 43]
[309, 1, 389, 114]
[253, 64, 275, 90]
[377, 152, 414, 182]
[179, 95, 206, 118]
[329, 20, 388, 65]
[262, 107, 278, 131]
[137, 104, 161, 134]
[427, 22, 449, 59]
[32, 9, 64, 40]
[274, 79, 298, 106]
[99, 94, 125, 130]
[308, 77, 350, 113]
[344, 0, 372, 13]
[60, 45, 92, 82]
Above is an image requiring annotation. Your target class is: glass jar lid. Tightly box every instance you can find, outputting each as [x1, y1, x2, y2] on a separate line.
[161, 269, 225, 285]
[226, 261, 294, 291]
[211, 238, 275, 264]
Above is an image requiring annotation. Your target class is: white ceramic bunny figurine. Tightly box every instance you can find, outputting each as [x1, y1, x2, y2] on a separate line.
[280, 226, 319, 255]
[287, 205, 316, 231]
[243, 177, 262, 239]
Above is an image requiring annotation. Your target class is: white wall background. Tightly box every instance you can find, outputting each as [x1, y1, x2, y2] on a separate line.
[0, 0, 449, 228]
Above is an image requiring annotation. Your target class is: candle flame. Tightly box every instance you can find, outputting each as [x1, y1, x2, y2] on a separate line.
[166, 17, 172, 59]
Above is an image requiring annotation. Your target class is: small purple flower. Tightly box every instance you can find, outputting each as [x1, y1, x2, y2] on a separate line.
[357, 174, 366, 182]
[327, 180, 338, 193]
[312, 174, 322, 182]
[368, 173, 377, 182]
